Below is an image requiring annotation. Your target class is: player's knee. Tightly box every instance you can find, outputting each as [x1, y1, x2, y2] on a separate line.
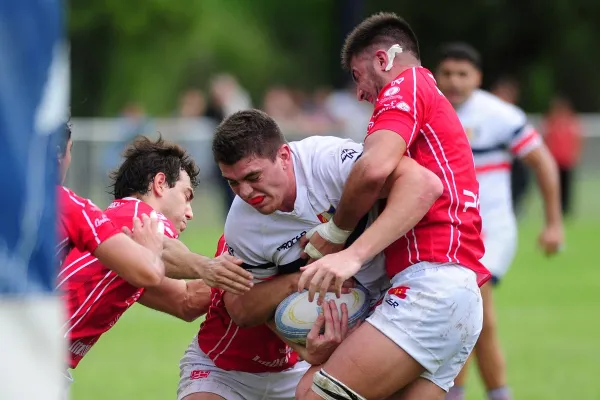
[309, 369, 366, 400]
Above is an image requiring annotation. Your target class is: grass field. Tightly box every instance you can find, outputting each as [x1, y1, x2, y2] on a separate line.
[70, 186, 600, 400]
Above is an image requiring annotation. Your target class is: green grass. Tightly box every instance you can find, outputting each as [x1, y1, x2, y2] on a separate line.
[70, 200, 600, 399]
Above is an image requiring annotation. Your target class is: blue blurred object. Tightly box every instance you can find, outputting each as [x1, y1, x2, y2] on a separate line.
[0, 0, 67, 293]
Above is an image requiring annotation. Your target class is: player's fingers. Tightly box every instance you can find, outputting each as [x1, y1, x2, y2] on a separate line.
[299, 235, 309, 249]
[217, 270, 253, 291]
[308, 269, 326, 303]
[334, 276, 346, 298]
[223, 259, 254, 281]
[219, 283, 246, 295]
[342, 279, 356, 289]
[319, 274, 334, 305]
[132, 216, 143, 232]
[322, 300, 334, 339]
[122, 226, 132, 237]
[340, 303, 349, 338]
[329, 300, 342, 342]
[139, 214, 151, 231]
[308, 314, 325, 340]
[297, 266, 316, 292]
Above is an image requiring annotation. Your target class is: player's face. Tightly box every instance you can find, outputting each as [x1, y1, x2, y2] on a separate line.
[58, 139, 73, 185]
[219, 145, 294, 215]
[435, 59, 482, 107]
[159, 170, 194, 233]
[350, 54, 388, 105]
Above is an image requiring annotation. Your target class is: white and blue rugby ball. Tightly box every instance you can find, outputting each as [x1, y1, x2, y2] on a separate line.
[274, 285, 370, 345]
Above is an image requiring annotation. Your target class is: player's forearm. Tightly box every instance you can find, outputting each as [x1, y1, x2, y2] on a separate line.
[525, 146, 563, 226]
[181, 280, 212, 322]
[347, 165, 443, 264]
[332, 155, 393, 231]
[162, 238, 207, 280]
[224, 273, 300, 328]
[333, 131, 406, 231]
[265, 320, 312, 362]
[94, 234, 165, 288]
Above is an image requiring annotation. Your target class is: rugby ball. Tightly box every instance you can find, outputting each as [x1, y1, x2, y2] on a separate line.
[274, 286, 370, 345]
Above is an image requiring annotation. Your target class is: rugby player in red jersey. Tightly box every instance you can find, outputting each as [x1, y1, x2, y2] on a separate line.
[58, 136, 251, 390]
[297, 12, 490, 400]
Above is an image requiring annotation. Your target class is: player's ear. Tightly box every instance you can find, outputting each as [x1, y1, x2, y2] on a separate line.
[152, 172, 167, 196]
[374, 50, 388, 71]
[279, 144, 292, 169]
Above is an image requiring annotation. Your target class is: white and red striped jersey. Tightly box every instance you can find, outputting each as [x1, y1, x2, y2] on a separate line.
[56, 186, 120, 265]
[57, 197, 177, 369]
[456, 89, 542, 236]
[197, 136, 390, 373]
[367, 67, 490, 286]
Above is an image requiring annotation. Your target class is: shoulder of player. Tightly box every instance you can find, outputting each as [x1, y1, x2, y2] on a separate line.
[223, 197, 266, 238]
[475, 90, 526, 121]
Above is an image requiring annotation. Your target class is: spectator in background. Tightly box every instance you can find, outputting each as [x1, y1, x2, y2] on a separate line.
[324, 82, 372, 142]
[543, 96, 582, 217]
[491, 76, 531, 216]
[179, 88, 207, 118]
[205, 74, 252, 217]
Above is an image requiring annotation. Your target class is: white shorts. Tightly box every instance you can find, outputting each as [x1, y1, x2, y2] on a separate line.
[177, 338, 311, 400]
[481, 226, 517, 281]
[366, 262, 483, 392]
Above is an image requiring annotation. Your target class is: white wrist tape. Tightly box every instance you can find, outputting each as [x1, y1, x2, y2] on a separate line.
[304, 221, 352, 260]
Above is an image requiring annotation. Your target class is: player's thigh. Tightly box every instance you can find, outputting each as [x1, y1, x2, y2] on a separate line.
[311, 321, 425, 400]
[178, 339, 251, 400]
[369, 262, 483, 393]
[481, 228, 517, 282]
[183, 393, 227, 400]
[393, 378, 445, 400]
[480, 282, 497, 331]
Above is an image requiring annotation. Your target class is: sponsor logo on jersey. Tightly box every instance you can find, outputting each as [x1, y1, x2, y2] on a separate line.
[341, 148, 359, 163]
[391, 77, 404, 86]
[383, 86, 400, 97]
[69, 340, 94, 358]
[252, 353, 291, 368]
[276, 231, 307, 251]
[317, 205, 336, 223]
[94, 215, 110, 227]
[190, 370, 211, 380]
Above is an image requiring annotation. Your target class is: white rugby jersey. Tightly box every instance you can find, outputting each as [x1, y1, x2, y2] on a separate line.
[224, 136, 389, 305]
[456, 89, 542, 233]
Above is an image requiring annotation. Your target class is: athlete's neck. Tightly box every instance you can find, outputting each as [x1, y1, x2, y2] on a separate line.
[279, 159, 297, 212]
[387, 54, 421, 78]
[130, 194, 161, 214]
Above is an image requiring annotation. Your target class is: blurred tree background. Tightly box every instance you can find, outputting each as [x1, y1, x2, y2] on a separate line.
[70, 0, 600, 116]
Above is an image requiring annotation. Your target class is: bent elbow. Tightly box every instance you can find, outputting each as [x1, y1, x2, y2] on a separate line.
[138, 270, 164, 288]
[422, 170, 444, 204]
[362, 159, 397, 190]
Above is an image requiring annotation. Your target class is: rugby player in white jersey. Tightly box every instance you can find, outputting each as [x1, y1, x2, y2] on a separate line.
[435, 43, 564, 400]
[176, 109, 443, 400]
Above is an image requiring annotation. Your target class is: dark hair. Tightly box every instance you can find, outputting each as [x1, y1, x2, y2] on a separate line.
[110, 135, 200, 199]
[438, 42, 482, 70]
[57, 121, 72, 157]
[212, 109, 286, 165]
[342, 12, 420, 70]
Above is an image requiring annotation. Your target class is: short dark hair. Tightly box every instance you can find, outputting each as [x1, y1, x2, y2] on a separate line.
[438, 42, 482, 70]
[342, 12, 420, 70]
[110, 135, 200, 200]
[212, 109, 286, 165]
